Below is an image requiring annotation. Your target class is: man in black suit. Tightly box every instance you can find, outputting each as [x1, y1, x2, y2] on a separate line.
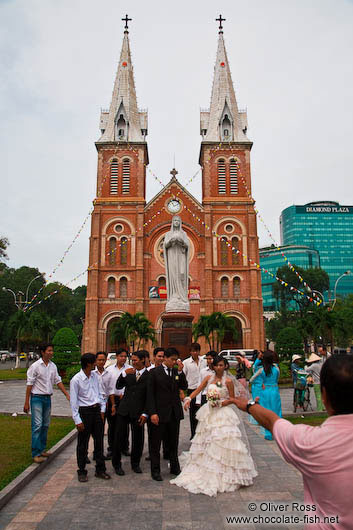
[112, 350, 149, 476]
[147, 347, 188, 481]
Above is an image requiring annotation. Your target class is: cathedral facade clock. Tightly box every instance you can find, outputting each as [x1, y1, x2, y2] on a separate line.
[167, 198, 181, 214]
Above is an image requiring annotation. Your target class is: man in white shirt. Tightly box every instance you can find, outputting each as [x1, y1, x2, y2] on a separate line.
[70, 353, 111, 482]
[182, 343, 207, 439]
[197, 350, 217, 405]
[105, 348, 131, 457]
[92, 351, 113, 460]
[24, 343, 70, 464]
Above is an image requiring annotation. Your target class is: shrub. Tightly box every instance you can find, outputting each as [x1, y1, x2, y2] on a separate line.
[62, 364, 81, 385]
[275, 327, 303, 361]
[53, 327, 80, 373]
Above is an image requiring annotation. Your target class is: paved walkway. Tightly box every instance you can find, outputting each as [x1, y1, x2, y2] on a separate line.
[0, 412, 304, 530]
[0, 380, 318, 418]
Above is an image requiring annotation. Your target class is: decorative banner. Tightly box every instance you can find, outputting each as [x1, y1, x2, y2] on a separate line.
[158, 286, 167, 299]
[149, 286, 159, 298]
[189, 286, 200, 300]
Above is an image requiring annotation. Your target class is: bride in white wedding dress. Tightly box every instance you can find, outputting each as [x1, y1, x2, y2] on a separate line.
[170, 355, 257, 496]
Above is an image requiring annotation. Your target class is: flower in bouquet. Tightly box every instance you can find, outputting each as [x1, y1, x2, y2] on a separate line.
[206, 383, 221, 408]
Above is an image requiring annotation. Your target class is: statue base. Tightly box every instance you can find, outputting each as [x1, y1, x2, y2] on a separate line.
[161, 313, 194, 360]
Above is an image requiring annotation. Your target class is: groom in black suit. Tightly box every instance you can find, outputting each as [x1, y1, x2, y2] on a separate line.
[147, 347, 188, 481]
[112, 350, 149, 475]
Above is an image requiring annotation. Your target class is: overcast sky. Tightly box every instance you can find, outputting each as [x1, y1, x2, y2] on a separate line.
[1, 0, 353, 290]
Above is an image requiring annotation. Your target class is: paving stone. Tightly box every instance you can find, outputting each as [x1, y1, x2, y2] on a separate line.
[0, 400, 304, 530]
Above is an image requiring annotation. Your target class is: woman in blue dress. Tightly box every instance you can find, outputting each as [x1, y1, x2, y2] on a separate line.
[249, 350, 263, 425]
[249, 350, 282, 440]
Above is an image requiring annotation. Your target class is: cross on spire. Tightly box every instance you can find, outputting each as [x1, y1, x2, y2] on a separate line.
[122, 14, 132, 32]
[170, 168, 178, 179]
[215, 14, 226, 33]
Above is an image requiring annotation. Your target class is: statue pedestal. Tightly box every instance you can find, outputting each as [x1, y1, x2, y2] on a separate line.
[161, 313, 194, 360]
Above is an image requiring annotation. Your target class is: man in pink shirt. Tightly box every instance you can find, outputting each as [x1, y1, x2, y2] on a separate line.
[232, 354, 353, 530]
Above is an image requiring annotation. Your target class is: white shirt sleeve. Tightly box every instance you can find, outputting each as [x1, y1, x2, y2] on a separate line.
[70, 377, 82, 425]
[26, 363, 37, 386]
[53, 365, 62, 385]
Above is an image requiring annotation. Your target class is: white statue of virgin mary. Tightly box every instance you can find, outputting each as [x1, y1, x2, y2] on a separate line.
[164, 215, 190, 312]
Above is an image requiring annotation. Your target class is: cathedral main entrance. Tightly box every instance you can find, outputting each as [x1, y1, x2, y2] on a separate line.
[221, 317, 243, 350]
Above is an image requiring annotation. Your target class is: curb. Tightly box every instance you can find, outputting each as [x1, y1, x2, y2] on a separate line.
[0, 428, 77, 511]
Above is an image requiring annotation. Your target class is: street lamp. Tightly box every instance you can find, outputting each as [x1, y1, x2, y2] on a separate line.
[2, 274, 42, 368]
[332, 271, 352, 309]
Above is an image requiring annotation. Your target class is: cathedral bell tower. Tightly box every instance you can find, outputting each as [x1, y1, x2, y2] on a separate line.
[83, 17, 148, 352]
[199, 16, 264, 349]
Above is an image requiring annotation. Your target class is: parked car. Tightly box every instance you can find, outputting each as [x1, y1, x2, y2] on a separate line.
[0, 350, 10, 362]
[219, 349, 255, 368]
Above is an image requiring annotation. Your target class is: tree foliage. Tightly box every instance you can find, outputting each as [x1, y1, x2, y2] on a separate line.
[0, 237, 9, 263]
[193, 312, 238, 351]
[273, 265, 330, 313]
[0, 264, 86, 350]
[53, 327, 80, 372]
[110, 312, 156, 350]
[275, 327, 304, 360]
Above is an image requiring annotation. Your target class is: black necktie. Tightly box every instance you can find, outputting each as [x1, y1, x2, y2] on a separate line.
[167, 368, 171, 377]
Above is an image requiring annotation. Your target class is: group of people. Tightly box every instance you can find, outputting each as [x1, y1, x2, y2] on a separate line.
[291, 345, 331, 411]
[24, 342, 353, 527]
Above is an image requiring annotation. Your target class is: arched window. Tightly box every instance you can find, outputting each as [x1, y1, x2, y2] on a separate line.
[122, 159, 130, 194]
[220, 238, 228, 266]
[120, 237, 128, 264]
[233, 277, 241, 297]
[221, 277, 229, 298]
[110, 159, 118, 195]
[222, 114, 232, 141]
[158, 276, 166, 288]
[108, 277, 115, 298]
[119, 277, 128, 297]
[218, 159, 226, 194]
[116, 113, 126, 139]
[231, 237, 239, 265]
[109, 237, 117, 265]
[230, 159, 238, 194]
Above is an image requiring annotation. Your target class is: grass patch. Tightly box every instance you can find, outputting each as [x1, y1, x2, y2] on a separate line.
[0, 414, 74, 490]
[284, 414, 328, 426]
[0, 368, 28, 381]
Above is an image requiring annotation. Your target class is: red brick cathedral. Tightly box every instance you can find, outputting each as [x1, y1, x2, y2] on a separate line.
[83, 20, 264, 353]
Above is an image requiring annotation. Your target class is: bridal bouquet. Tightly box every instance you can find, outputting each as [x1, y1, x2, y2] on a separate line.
[206, 384, 221, 408]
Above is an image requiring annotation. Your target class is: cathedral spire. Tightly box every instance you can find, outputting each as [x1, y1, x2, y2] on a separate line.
[98, 18, 147, 143]
[200, 20, 249, 143]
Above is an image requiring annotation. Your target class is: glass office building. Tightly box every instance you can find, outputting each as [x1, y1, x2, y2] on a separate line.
[260, 245, 320, 311]
[280, 201, 353, 300]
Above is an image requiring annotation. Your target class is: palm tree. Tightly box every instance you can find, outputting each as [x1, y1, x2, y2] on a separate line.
[110, 312, 156, 351]
[193, 312, 238, 351]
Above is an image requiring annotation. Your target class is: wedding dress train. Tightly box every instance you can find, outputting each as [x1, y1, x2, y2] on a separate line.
[170, 375, 257, 496]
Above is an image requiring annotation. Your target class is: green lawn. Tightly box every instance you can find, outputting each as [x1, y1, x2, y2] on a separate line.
[284, 414, 328, 426]
[0, 368, 28, 381]
[0, 415, 74, 490]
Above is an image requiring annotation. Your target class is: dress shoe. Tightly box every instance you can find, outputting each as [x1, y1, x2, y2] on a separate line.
[95, 471, 111, 480]
[122, 450, 131, 457]
[115, 466, 125, 476]
[132, 465, 142, 474]
[151, 473, 163, 481]
[33, 456, 46, 464]
[145, 456, 151, 461]
[40, 452, 51, 458]
[78, 474, 88, 482]
[170, 468, 181, 476]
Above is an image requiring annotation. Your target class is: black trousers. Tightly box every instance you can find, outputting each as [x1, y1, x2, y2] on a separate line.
[149, 412, 180, 476]
[147, 420, 170, 458]
[201, 395, 207, 406]
[188, 389, 200, 439]
[77, 405, 106, 475]
[112, 414, 144, 469]
[106, 396, 129, 453]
